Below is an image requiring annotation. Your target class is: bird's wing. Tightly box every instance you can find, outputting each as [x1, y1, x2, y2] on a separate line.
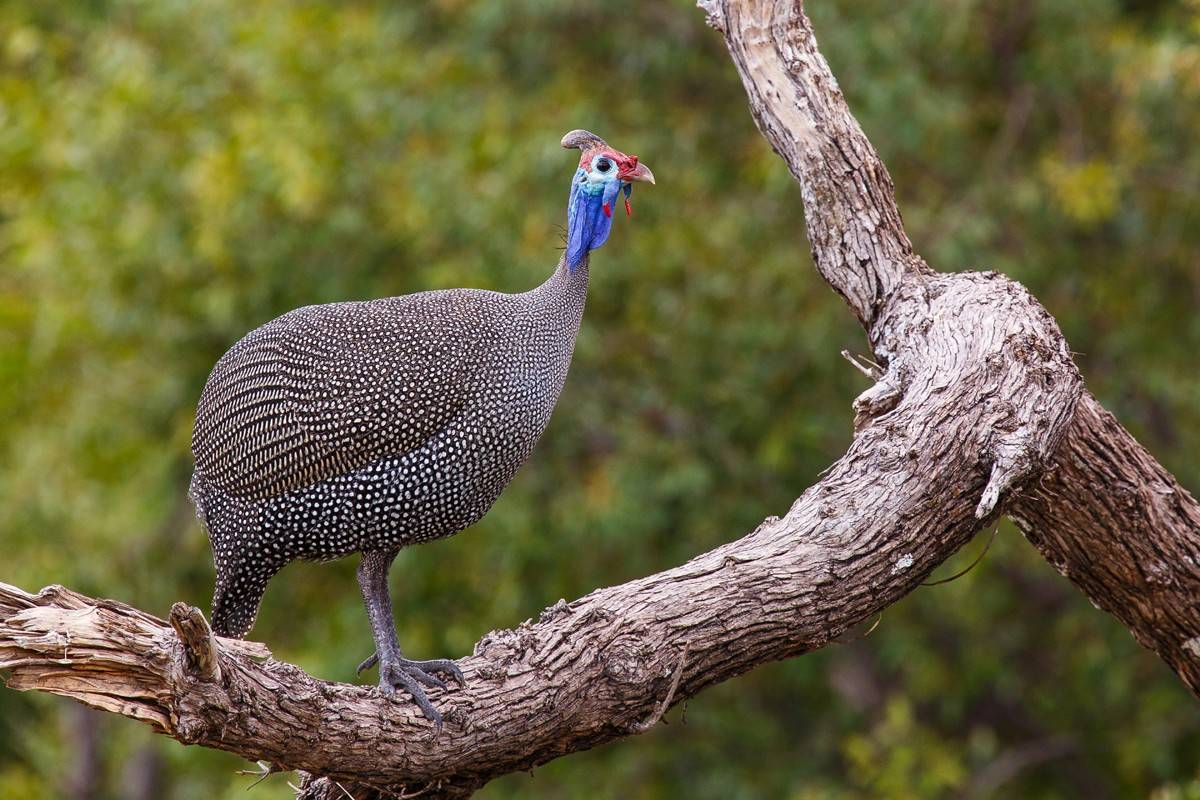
[192, 289, 509, 501]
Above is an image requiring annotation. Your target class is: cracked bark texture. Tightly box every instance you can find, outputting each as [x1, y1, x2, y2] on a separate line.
[2, 1, 1198, 798]
[1009, 394, 1200, 693]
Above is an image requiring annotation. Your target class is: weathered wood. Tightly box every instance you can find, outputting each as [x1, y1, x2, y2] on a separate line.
[169, 603, 223, 683]
[2, 2, 1198, 798]
[699, 0, 931, 329]
[702, 0, 1200, 694]
[1010, 394, 1200, 691]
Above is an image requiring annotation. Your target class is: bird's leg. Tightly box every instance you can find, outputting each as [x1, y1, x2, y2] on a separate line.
[355, 550, 465, 725]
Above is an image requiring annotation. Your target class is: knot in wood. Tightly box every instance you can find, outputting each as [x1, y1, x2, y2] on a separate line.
[603, 642, 654, 685]
[174, 715, 211, 744]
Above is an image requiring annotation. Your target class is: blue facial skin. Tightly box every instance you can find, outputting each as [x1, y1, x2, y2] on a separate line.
[565, 160, 626, 271]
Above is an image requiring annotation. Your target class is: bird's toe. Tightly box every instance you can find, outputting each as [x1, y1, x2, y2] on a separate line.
[377, 659, 455, 727]
[379, 664, 443, 726]
[406, 665, 448, 690]
[356, 652, 379, 676]
[407, 657, 465, 687]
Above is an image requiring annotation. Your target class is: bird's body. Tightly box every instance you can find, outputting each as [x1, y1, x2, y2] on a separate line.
[191, 266, 588, 636]
[189, 130, 652, 722]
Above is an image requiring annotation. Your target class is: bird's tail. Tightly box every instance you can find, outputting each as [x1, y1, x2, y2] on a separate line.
[192, 477, 283, 638]
[211, 559, 280, 638]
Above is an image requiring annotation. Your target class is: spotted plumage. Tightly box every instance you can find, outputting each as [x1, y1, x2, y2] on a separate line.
[189, 130, 653, 723]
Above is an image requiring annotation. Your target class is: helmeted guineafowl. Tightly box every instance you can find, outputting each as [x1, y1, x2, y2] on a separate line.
[189, 129, 654, 723]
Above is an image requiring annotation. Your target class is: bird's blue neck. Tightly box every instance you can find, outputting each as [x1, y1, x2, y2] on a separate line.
[565, 169, 621, 272]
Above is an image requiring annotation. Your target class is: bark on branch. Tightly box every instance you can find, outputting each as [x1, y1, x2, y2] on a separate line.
[3, 1, 1199, 798]
[1010, 394, 1200, 693]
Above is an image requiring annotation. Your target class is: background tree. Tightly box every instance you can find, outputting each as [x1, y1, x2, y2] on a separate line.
[1, 0, 1199, 797]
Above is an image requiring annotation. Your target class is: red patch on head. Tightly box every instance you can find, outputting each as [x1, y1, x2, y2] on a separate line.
[616, 153, 643, 182]
[580, 147, 640, 177]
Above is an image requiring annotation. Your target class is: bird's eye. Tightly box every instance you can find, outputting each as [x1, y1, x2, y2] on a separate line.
[595, 158, 612, 173]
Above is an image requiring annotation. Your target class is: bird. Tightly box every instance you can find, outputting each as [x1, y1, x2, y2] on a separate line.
[188, 129, 654, 724]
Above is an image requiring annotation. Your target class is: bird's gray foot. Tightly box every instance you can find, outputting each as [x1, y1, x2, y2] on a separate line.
[354, 551, 464, 726]
[357, 652, 465, 685]
[373, 655, 465, 726]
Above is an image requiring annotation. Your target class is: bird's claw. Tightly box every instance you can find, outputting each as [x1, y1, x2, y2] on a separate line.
[356, 652, 379, 676]
[370, 655, 466, 727]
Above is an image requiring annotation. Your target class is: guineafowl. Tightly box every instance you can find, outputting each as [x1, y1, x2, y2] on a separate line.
[189, 130, 654, 724]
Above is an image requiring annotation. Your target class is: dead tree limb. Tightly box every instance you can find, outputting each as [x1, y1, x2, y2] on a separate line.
[3, 1, 1198, 797]
[1009, 394, 1200, 692]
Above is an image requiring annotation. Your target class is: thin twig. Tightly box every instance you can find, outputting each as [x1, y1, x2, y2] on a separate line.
[841, 350, 883, 380]
[237, 761, 278, 790]
[631, 642, 690, 733]
[922, 527, 998, 586]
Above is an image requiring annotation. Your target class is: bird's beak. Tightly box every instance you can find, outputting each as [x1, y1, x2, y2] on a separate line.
[623, 162, 656, 185]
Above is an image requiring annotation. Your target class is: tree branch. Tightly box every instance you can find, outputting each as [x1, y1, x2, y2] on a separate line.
[3, 1, 1198, 798]
[1010, 393, 1200, 692]
[700, 0, 931, 328]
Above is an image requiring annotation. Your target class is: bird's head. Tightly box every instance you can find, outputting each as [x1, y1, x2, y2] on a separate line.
[561, 129, 654, 271]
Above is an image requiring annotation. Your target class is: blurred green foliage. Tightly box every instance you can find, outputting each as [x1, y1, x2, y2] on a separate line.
[1, 0, 1198, 797]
